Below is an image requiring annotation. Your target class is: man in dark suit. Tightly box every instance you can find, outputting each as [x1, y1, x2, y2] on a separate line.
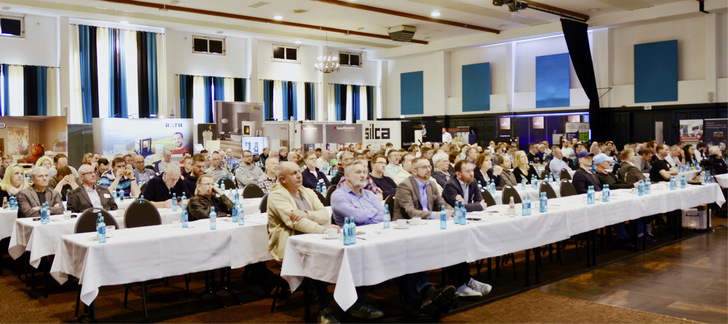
[142, 166, 191, 208]
[618, 148, 646, 185]
[67, 164, 118, 212]
[442, 160, 488, 212]
[17, 167, 64, 218]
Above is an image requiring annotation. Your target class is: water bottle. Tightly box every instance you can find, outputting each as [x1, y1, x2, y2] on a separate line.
[680, 175, 686, 188]
[532, 177, 538, 190]
[119, 189, 124, 202]
[521, 197, 528, 216]
[97, 213, 106, 243]
[383, 204, 391, 229]
[111, 189, 117, 202]
[539, 192, 547, 213]
[669, 176, 676, 190]
[171, 193, 177, 212]
[350, 217, 357, 245]
[238, 203, 245, 226]
[587, 186, 595, 204]
[232, 202, 239, 223]
[440, 206, 447, 229]
[638, 180, 644, 196]
[508, 196, 516, 217]
[209, 207, 217, 230]
[40, 202, 49, 225]
[489, 180, 496, 194]
[645, 178, 651, 194]
[706, 171, 712, 183]
[181, 209, 188, 228]
[65, 189, 71, 201]
[9, 195, 16, 210]
[477, 181, 483, 191]
[234, 191, 240, 204]
[602, 184, 610, 202]
[316, 181, 322, 193]
[139, 194, 144, 201]
[181, 192, 187, 207]
[460, 202, 468, 225]
[343, 217, 352, 245]
[521, 178, 526, 190]
[526, 195, 531, 215]
[554, 173, 560, 183]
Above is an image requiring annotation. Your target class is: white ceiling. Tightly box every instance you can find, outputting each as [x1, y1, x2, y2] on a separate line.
[0, 0, 724, 53]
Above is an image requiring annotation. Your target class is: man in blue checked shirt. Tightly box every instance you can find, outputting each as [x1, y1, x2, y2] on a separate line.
[331, 160, 384, 226]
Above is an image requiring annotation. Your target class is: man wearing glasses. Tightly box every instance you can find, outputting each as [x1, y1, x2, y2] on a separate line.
[235, 150, 265, 188]
[67, 164, 118, 212]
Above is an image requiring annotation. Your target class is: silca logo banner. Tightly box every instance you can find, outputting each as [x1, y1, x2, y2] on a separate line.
[365, 124, 390, 140]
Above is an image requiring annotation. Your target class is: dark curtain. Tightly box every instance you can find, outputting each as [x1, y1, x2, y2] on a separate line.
[561, 19, 602, 140]
[335, 84, 348, 121]
[22, 66, 38, 115]
[79, 25, 99, 123]
[109, 28, 126, 118]
[137, 31, 158, 117]
[366, 85, 375, 120]
[304, 82, 314, 120]
[351, 85, 360, 123]
[203, 77, 213, 123]
[283, 81, 296, 121]
[263, 80, 273, 120]
[1, 64, 8, 116]
[234, 78, 245, 101]
[179, 75, 194, 118]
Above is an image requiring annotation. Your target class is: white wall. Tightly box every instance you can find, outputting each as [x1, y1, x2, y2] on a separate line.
[0, 14, 58, 67]
[384, 51, 447, 118]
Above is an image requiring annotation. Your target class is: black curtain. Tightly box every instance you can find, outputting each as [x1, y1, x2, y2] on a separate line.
[560, 18, 603, 141]
[366, 85, 375, 120]
[23, 66, 38, 115]
[137, 31, 150, 118]
[304, 82, 314, 120]
[233, 78, 245, 101]
[285, 81, 295, 120]
[338, 84, 348, 122]
[89, 26, 100, 119]
[110, 28, 123, 117]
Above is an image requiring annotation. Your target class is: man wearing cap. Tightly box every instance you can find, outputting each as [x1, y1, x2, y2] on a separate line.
[593, 153, 634, 190]
[571, 151, 601, 194]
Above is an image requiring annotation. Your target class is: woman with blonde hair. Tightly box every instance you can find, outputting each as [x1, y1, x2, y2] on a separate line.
[0, 164, 29, 202]
[35, 156, 54, 169]
[512, 150, 539, 184]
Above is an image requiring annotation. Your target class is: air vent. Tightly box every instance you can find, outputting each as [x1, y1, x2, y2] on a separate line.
[249, 1, 270, 8]
[388, 25, 416, 42]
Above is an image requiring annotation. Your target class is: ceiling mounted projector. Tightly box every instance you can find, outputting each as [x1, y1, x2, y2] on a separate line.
[388, 25, 416, 42]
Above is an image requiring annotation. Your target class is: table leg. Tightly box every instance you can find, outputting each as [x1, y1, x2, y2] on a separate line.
[524, 249, 530, 286]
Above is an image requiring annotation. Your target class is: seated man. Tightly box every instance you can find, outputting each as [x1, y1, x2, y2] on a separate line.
[49, 165, 79, 201]
[187, 174, 234, 221]
[256, 157, 279, 194]
[17, 167, 65, 218]
[548, 146, 572, 177]
[572, 151, 601, 194]
[369, 155, 397, 199]
[267, 162, 340, 323]
[142, 166, 191, 208]
[205, 151, 233, 183]
[593, 153, 634, 190]
[133, 154, 157, 184]
[157, 149, 175, 174]
[182, 154, 207, 193]
[618, 149, 646, 184]
[394, 158, 491, 316]
[67, 164, 118, 212]
[431, 152, 453, 188]
[98, 157, 141, 198]
[235, 150, 265, 188]
[650, 144, 678, 183]
[442, 160, 488, 212]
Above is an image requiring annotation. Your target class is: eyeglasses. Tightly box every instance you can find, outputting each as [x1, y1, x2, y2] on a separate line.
[80, 172, 94, 176]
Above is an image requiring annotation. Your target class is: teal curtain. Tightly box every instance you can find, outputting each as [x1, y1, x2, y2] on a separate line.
[366, 85, 374, 120]
[281, 81, 289, 120]
[305, 82, 315, 120]
[79, 25, 98, 123]
[1, 64, 8, 116]
[179, 75, 193, 118]
[351, 85, 360, 123]
[263, 80, 273, 120]
[203, 77, 213, 123]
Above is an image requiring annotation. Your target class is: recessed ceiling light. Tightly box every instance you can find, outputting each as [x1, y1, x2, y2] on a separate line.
[120, 20, 129, 24]
[273, 15, 283, 20]
[294, 40, 302, 44]
[430, 11, 441, 18]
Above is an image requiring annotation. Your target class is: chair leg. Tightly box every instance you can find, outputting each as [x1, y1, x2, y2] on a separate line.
[270, 280, 282, 313]
[124, 284, 130, 308]
[141, 282, 149, 319]
[75, 285, 82, 317]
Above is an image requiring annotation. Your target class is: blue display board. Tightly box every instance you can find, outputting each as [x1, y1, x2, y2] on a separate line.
[400, 71, 423, 115]
[462, 62, 491, 112]
[635, 40, 678, 103]
[536, 53, 571, 108]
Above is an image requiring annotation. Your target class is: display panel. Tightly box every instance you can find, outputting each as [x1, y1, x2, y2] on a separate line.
[241, 136, 269, 155]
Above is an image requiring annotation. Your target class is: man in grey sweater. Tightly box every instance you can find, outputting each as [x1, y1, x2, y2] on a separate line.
[235, 150, 265, 188]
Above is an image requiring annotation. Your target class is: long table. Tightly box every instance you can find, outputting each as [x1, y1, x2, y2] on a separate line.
[280, 183, 725, 311]
[50, 213, 272, 306]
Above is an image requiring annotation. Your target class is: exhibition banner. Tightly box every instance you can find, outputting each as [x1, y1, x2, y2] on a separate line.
[358, 120, 401, 149]
[678, 119, 703, 143]
[325, 124, 362, 144]
[703, 118, 727, 149]
[565, 122, 590, 142]
[92, 118, 193, 157]
[301, 123, 325, 144]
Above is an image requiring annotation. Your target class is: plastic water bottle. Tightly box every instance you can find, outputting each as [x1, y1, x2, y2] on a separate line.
[97, 213, 106, 243]
[669, 176, 676, 190]
[171, 193, 177, 212]
[209, 207, 217, 230]
[344, 217, 352, 245]
[40, 202, 49, 224]
[181, 209, 188, 228]
[508, 196, 516, 217]
[638, 180, 644, 196]
[181, 192, 187, 207]
[65, 189, 71, 201]
[350, 217, 357, 245]
[680, 175, 686, 188]
[521, 197, 528, 216]
[119, 189, 124, 202]
[238, 203, 245, 226]
[645, 178, 651, 194]
[383, 204, 391, 229]
[706, 171, 712, 183]
[587, 186, 595, 204]
[440, 206, 447, 229]
[231, 202, 239, 223]
[554, 173, 560, 183]
[9, 195, 16, 210]
[316, 181, 322, 193]
[489, 180, 496, 194]
[477, 181, 483, 191]
[539, 192, 548, 213]
[460, 202, 468, 225]
[521, 178, 526, 190]
[532, 177, 538, 190]
[602, 184, 610, 202]
[526, 195, 532, 215]
[111, 189, 117, 202]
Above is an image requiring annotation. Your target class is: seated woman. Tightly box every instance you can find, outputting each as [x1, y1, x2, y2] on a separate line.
[301, 151, 331, 190]
[35, 156, 54, 170]
[683, 144, 698, 167]
[512, 150, 539, 184]
[50, 166, 79, 201]
[496, 154, 517, 187]
[474, 152, 502, 188]
[0, 164, 29, 204]
[187, 174, 234, 221]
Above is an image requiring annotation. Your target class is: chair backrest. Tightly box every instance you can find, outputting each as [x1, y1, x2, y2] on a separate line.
[501, 185, 522, 204]
[625, 171, 643, 185]
[219, 178, 236, 190]
[539, 182, 557, 199]
[325, 185, 336, 202]
[259, 194, 269, 213]
[539, 168, 550, 180]
[242, 183, 265, 198]
[480, 189, 497, 206]
[559, 168, 572, 180]
[384, 194, 395, 216]
[124, 198, 162, 228]
[145, 165, 158, 174]
[75, 208, 119, 234]
[315, 190, 329, 207]
[559, 180, 577, 197]
[139, 182, 148, 196]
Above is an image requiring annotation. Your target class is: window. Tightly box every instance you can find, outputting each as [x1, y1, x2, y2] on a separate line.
[272, 45, 298, 62]
[339, 51, 362, 67]
[0, 16, 23, 37]
[192, 36, 225, 55]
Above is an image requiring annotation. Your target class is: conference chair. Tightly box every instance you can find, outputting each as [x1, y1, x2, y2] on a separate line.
[539, 182, 557, 199]
[259, 194, 269, 213]
[539, 168, 551, 180]
[559, 180, 577, 197]
[74, 208, 118, 318]
[145, 165, 158, 175]
[138, 182, 148, 197]
[384, 194, 396, 216]
[122, 198, 162, 318]
[501, 185, 522, 204]
[559, 168, 572, 180]
[218, 178, 236, 190]
[242, 183, 265, 198]
[480, 189, 497, 207]
[325, 185, 336, 204]
[315, 190, 329, 207]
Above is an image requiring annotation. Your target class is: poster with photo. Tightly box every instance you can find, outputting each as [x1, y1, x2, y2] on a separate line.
[678, 119, 703, 144]
[93, 118, 193, 158]
[703, 118, 727, 149]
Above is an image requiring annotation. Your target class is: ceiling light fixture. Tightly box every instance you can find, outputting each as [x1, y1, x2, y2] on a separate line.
[314, 32, 339, 74]
[294, 40, 302, 44]
[273, 15, 283, 20]
[120, 20, 129, 24]
[430, 11, 441, 17]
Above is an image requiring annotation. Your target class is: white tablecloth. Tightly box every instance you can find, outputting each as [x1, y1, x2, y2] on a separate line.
[715, 174, 728, 189]
[491, 181, 562, 204]
[8, 208, 183, 269]
[280, 183, 725, 311]
[0, 209, 17, 240]
[50, 213, 271, 306]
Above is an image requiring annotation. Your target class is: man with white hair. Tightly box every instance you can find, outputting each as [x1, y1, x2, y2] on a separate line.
[384, 150, 401, 179]
[67, 164, 118, 212]
[431, 152, 453, 188]
[142, 166, 191, 208]
[157, 149, 174, 174]
[665, 145, 683, 168]
[705, 146, 727, 175]
[17, 167, 65, 218]
[205, 151, 232, 183]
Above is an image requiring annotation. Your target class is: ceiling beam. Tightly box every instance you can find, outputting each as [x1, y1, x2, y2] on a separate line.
[314, 0, 500, 34]
[99, 0, 429, 44]
[525, 1, 590, 22]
